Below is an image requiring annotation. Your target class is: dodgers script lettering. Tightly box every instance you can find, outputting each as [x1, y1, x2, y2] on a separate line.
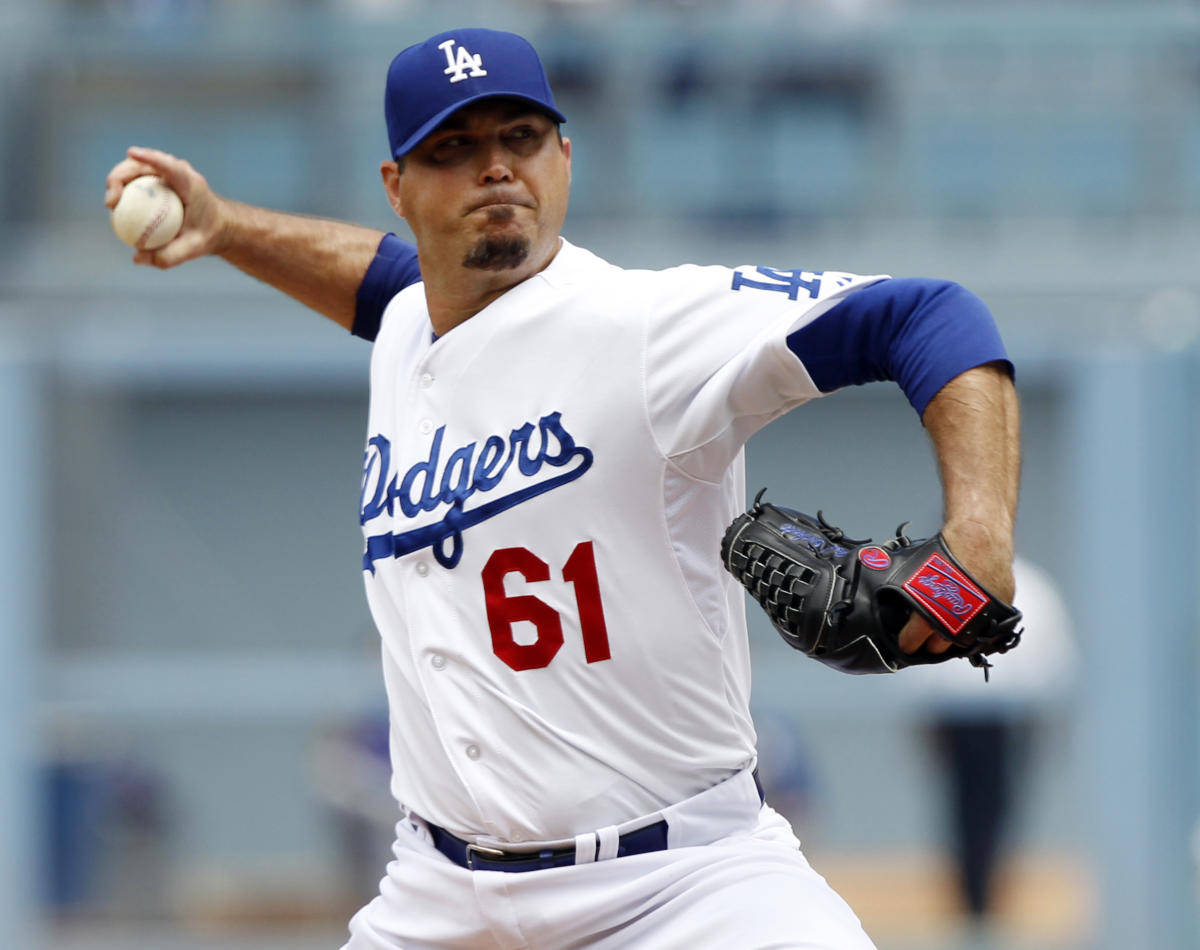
[360, 411, 593, 571]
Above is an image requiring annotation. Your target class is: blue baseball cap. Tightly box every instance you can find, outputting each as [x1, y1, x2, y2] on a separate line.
[385, 28, 566, 159]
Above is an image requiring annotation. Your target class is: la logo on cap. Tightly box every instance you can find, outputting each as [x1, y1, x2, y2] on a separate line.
[439, 38, 488, 84]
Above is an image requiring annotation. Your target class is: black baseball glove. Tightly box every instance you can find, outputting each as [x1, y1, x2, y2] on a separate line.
[720, 489, 1022, 677]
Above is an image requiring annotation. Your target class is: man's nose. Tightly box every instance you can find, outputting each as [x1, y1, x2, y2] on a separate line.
[479, 143, 515, 184]
[481, 164, 514, 184]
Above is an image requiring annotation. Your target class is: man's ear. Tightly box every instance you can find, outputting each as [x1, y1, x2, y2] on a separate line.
[562, 137, 572, 185]
[380, 161, 405, 217]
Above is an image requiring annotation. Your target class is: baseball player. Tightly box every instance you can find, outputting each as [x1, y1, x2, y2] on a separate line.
[104, 27, 1020, 950]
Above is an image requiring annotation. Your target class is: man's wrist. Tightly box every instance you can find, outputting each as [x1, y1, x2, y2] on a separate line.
[212, 197, 252, 260]
[940, 517, 1015, 599]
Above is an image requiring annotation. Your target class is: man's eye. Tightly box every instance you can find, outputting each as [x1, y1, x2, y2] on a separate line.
[427, 138, 471, 162]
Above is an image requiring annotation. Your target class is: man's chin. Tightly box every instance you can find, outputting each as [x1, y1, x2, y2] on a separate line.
[462, 235, 531, 272]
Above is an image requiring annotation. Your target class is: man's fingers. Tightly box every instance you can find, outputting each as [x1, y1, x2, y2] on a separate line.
[125, 146, 197, 201]
[104, 158, 161, 207]
[133, 230, 204, 269]
[897, 614, 930, 654]
[897, 613, 955, 655]
[926, 636, 953, 655]
[146, 228, 208, 269]
[105, 147, 198, 209]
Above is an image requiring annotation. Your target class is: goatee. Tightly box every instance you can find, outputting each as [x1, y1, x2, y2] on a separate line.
[462, 208, 531, 271]
[462, 234, 531, 271]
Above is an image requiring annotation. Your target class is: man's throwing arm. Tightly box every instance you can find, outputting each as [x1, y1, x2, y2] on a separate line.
[104, 146, 420, 333]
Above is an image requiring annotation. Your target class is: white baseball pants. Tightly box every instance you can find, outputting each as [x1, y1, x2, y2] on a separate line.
[341, 778, 876, 949]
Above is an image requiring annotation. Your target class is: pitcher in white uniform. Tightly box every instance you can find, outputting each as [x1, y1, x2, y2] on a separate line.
[104, 26, 1020, 950]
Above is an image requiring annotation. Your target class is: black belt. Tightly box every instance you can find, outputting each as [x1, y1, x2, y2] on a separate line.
[429, 818, 669, 872]
[427, 771, 764, 873]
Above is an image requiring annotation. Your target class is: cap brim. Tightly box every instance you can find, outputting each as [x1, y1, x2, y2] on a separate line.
[393, 92, 567, 158]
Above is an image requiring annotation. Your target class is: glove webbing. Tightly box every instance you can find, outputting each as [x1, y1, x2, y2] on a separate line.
[726, 542, 817, 631]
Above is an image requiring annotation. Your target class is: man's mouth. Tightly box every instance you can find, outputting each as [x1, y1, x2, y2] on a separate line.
[466, 196, 531, 215]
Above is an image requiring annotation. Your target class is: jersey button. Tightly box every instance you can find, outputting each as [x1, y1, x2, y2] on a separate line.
[418, 419, 434, 435]
[419, 373, 434, 389]
[415, 562, 429, 577]
[465, 744, 481, 760]
[430, 653, 446, 670]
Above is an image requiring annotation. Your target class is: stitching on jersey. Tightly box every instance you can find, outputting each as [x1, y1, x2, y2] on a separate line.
[660, 458, 755, 750]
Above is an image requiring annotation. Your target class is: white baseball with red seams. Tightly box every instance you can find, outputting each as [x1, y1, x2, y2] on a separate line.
[110, 175, 183, 250]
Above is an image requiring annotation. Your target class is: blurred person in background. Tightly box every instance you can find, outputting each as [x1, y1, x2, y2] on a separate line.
[902, 556, 1075, 929]
[309, 712, 395, 910]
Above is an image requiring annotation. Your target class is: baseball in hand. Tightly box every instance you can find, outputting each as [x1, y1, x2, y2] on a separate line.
[110, 175, 184, 250]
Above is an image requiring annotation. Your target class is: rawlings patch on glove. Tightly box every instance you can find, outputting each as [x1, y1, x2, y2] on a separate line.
[720, 489, 1023, 677]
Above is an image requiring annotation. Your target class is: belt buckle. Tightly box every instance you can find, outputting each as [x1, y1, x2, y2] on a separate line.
[465, 843, 507, 870]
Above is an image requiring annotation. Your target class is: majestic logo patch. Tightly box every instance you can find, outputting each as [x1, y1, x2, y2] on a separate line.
[902, 553, 988, 635]
[858, 546, 891, 570]
[439, 38, 488, 84]
[360, 411, 591, 571]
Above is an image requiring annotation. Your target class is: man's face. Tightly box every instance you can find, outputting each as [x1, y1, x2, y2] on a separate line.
[385, 99, 571, 281]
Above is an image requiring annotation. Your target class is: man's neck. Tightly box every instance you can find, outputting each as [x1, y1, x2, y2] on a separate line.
[421, 238, 563, 337]
[426, 280, 518, 336]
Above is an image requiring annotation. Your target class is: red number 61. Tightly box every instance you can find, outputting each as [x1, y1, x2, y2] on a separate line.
[481, 541, 612, 672]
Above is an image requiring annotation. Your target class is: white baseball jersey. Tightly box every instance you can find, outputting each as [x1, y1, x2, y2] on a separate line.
[358, 239, 888, 844]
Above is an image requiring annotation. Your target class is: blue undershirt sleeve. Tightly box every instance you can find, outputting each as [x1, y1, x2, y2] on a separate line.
[785, 278, 1013, 416]
[352, 233, 422, 341]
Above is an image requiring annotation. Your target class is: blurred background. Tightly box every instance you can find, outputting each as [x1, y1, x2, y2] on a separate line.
[1, 0, 1198, 948]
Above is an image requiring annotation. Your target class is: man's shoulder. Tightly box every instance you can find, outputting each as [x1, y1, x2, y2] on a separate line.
[536, 239, 620, 289]
[545, 240, 735, 297]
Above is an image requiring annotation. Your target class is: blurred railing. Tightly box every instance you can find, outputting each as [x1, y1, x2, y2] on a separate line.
[2, 2, 1199, 361]
[3, 2, 1200, 229]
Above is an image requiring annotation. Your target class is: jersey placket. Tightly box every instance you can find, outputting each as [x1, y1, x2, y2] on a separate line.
[393, 350, 500, 833]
